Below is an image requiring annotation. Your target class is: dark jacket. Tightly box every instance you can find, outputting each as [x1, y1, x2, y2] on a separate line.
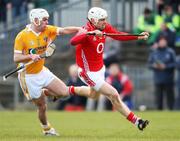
[156, 28, 176, 48]
[148, 47, 176, 84]
[176, 55, 180, 85]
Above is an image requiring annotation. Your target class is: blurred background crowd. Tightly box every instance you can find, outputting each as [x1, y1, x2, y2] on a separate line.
[0, 0, 179, 111]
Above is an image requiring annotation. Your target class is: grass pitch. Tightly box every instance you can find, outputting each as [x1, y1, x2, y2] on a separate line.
[0, 111, 180, 141]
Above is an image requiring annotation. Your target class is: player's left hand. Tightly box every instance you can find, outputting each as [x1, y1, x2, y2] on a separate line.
[138, 32, 150, 40]
[29, 54, 41, 62]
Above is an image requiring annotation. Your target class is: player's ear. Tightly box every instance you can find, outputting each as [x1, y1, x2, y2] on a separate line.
[90, 18, 95, 24]
[34, 18, 40, 25]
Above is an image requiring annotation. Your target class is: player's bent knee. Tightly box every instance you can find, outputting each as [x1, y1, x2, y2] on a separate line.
[90, 94, 99, 100]
[110, 93, 119, 100]
[89, 90, 99, 100]
[108, 93, 123, 106]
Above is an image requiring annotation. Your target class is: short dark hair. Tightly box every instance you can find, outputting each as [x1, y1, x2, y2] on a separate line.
[144, 7, 152, 14]
[159, 35, 167, 40]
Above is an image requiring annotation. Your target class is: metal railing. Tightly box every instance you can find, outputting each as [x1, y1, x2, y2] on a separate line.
[123, 65, 155, 109]
[0, 76, 20, 109]
[0, 65, 156, 110]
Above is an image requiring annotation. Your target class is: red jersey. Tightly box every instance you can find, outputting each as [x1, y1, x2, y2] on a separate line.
[106, 72, 133, 96]
[70, 22, 138, 72]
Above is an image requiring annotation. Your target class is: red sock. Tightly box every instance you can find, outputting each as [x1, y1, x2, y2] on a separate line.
[127, 112, 138, 124]
[69, 86, 75, 95]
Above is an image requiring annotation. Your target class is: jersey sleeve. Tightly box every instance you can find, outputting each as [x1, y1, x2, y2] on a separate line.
[47, 25, 59, 41]
[14, 32, 24, 54]
[70, 32, 87, 46]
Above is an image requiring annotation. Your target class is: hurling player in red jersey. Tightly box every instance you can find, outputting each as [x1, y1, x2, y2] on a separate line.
[69, 7, 149, 131]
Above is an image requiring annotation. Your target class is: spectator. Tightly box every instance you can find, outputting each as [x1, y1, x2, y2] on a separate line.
[162, 5, 179, 32]
[175, 55, 180, 109]
[133, 7, 163, 45]
[155, 0, 179, 15]
[163, 0, 179, 14]
[174, 4, 180, 48]
[98, 63, 133, 110]
[57, 64, 87, 111]
[151, 23, 176, 50]
[148, 36, 176, 110]
[156, 0, 165, 15]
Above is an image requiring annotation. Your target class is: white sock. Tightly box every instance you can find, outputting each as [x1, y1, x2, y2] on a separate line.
[41, 122, 51, 129]
[135, 118, 140, 126]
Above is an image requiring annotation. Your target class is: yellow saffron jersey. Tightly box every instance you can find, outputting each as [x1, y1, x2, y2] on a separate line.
[14, 25, 58, 74]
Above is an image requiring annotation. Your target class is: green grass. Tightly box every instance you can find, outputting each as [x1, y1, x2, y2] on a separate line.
[0, 111, 180, 141]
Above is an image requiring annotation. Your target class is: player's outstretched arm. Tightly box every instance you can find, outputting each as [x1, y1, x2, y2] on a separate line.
[58, 26, 82, 35]
[70, 28, 88, 45]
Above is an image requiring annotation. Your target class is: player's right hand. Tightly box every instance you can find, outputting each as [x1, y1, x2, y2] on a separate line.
[138, 32, 150, 40]
[29, 54, 41, 62]
[87, 30, 103, 37]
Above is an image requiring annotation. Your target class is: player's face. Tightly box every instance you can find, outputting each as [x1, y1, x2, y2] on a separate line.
[96, 18, 107, 30]
[39, 17, 49, 31]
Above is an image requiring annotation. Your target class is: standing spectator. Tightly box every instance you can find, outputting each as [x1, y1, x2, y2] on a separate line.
[148, 36, 176, 110]
[133, 7, 163, 45]
[175, 55, 180, 109]
[57, 64, 87, 111]
[98, 63, 134, 110]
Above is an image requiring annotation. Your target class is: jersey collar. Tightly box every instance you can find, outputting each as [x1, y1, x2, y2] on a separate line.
[26, 24, 41, 36]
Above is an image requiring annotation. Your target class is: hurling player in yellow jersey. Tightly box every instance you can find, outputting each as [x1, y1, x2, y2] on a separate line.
[14, 8, 82, 136]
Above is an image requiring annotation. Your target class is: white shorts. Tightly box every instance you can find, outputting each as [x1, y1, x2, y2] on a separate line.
[18, 67, 56, 100]
[78, 66, 105, 91]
